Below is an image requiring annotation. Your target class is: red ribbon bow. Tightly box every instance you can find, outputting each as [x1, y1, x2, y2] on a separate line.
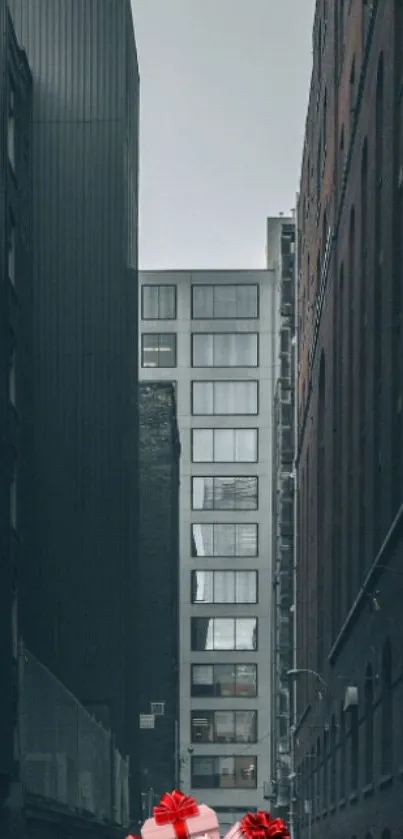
[240, 812, 290, 839]
[154, 790, 199, 839]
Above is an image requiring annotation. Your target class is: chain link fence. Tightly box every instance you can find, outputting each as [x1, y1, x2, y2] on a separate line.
[19, 646, 130, 826]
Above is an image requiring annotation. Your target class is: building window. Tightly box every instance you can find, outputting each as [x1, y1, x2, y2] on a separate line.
[381, 639, 393, 775]
[350, 706, 359, 791]
[330, 715, 337, 805]
[191, 523, 258, 557]
[141, 285, 176, 319]
[191, 755, 257, 789]
[191, 570, 257, 604]
[192, 381, 258, 415]
[8, 87, 15, 170]
[192, 333, 258, 367]
[192, 476, 258, 511]
[364, 664, 374, 784]
[192, 284, 258, 319]
[141, 333, 176, 367]
[339, 704, 346, 799]
[191, 710, 257, 744]
[191, 663, 257, 698]
[191, 617, 257, 651]
[192, 428, 258, 463]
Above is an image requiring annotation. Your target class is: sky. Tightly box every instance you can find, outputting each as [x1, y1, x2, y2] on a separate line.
[132, 0, 316, 270]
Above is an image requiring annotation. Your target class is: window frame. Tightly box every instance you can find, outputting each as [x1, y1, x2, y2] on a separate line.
[190, 755, 258, 789]
[141, 332, 177, 368]
[191, 709, 258, 744]
[191, 428, 259, 464]
[191, 475, 259, 511]
[191, 663, 258, 698]
[191, 332, 259, 368]
[191, 570, 258, 604]
[191, 283, 259, 320]
[141, 284, 177, 320]
[191, 380, 259, 416]
[191, 522, 259, 557]
[190, 617, 258, 652]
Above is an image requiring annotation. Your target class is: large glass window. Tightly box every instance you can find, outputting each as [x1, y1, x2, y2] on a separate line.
[192, 476, 258, 511]
[191, 523, 258, 557]
[192, 570, 257, 603]
[141, 333, 176, 367]
[192, 334, 258, 367]
[192, 428, 258, 463]
[192, 285, 258, 319]
[191, 710, 257, 744]
[191, 756, 257, 789]
[192, 381, 258, 415]
[191, 617, 257, 651]
[191, 663, 257, 698]
[141, 285, 176, 319]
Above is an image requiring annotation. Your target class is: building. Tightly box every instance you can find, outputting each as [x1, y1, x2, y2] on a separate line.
[269, 221, 296, 818]
[138, 382, 180, 818]
[296, 1, 403, 837]
[8, 0, 140, 789]
[0, 1, 32, 825]
[139, 242, 287, 829]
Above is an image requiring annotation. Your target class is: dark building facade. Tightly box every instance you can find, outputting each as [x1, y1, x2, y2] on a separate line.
[138, 383, 180, 819]
[8, 0, 140, 777]
[296, 2, 403, 838]
[0, 0, 32, 822]
[270, 222, 296, 817]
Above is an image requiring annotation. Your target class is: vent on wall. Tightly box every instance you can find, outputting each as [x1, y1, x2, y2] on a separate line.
[150, 702, 165, 716]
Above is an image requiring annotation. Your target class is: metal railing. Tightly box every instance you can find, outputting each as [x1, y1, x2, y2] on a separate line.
[18, 645, 130, 826]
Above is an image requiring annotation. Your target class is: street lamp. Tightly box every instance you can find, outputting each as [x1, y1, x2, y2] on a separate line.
[286, 668, 328, 689]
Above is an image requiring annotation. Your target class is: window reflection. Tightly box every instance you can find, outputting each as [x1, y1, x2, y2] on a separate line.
[191, 284, 259, 319]
[191, 756, 257, 789]
[192, 381, 258, 415]
[142, 285, 176, 319]
[192, 333, 258, 367]
[192, 570, 257, 603]
[192, 476, 258, 511]
[191, 663, 257, 697]
[191, 523, 258, 557]
[192, 428, 258, 462]
[191, 710, 257, 744]
[191, 617, 257, 651]
[141, 333, 176, 367]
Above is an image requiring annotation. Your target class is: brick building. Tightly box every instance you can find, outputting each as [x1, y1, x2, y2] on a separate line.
[296, 2, 403, 838]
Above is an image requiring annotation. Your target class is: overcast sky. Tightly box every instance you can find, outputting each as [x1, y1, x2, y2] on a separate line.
[132, 0, 315, 270]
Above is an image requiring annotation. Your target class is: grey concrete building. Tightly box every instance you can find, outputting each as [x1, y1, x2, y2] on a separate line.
[139, 220, 290, 828]
[0, 2, 32, 826]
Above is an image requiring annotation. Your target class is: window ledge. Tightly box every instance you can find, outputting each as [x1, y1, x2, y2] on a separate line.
[379, 773, 393, 790]
[338, 797, 346, 809]
[329, 803, 336, 814]
[363, 782, 374, 798]
[349, 791, 358, 804]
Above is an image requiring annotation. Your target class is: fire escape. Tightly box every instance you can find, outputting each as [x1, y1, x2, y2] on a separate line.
[271, 223, 296, 815]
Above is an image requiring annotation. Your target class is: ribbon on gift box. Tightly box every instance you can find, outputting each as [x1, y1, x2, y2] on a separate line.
[154, 790, 199, 839]
[240, 812, 290, 839]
